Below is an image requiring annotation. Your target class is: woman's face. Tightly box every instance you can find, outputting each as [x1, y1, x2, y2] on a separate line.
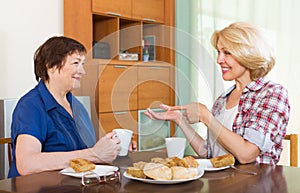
[216, 40, 250, 82]
[48, 52, 86, 91]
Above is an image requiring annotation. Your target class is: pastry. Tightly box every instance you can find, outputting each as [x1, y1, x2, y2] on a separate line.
[69, 158, 96, 173]
[150, 157, 167, 165]
[210, 154, 235, 168]
[143, 163, 172, 180]
[164, 156, 182, 167]
[179, 156, 199, 168]
[126, 167, 147, 178]
[171, 166, 198, 179]
[133, 161, 147, 170]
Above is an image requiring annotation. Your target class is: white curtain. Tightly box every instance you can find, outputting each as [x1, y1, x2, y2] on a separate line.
[176, 0, 300, 162]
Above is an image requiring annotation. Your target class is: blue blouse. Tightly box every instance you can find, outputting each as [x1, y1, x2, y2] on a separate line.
[8, 81, 96, 178]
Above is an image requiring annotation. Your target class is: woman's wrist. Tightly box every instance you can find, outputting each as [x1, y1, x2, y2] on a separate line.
[85, 147, 101, 163]
[175, 113, 189, 127]
[202, 110, 213, 127]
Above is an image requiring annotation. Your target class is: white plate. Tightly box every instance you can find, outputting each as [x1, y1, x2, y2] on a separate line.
[60, 165, 118, 178]
[123, 168, 204, 184]
[196, 159, 230, 171]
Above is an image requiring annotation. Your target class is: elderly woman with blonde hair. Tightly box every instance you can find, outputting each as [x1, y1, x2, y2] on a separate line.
[145, 22, 290, 165]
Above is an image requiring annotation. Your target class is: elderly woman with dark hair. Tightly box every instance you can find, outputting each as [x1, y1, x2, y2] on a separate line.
[145, 22, 290, 165]
[8, 36, 136, 178]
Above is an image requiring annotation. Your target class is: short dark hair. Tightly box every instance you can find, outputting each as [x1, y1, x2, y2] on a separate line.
[34, 36, 86, 82]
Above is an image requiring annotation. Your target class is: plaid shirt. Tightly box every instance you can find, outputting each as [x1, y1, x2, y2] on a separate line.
[209, 77, 290, 164]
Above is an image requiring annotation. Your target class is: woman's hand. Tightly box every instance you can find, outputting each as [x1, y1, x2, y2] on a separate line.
[144, 106, 183, 124]
[145, 104, 208, 157]
[92, 132, 121, 164]
[129, 138, 137, 152]
[163, 103, 211, 125]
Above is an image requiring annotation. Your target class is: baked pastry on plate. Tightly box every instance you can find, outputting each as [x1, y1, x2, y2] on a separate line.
[69, 158, 96, 173]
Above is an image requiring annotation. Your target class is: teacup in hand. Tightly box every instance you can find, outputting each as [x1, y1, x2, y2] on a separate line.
[113, 128, 133, 156]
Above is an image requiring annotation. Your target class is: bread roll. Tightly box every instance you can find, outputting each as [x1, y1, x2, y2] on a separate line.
[150, 157, 167, 165]
[180, 156, 199, 168]
[143, 163, 172, 180]
[171, 166, 198, 180]
[210, 154, 235, 168]
[126, 167, 147, 179]
[164, 157, 182, 167]
[133, 161, 147, 170]
[70, 158, 96, 173]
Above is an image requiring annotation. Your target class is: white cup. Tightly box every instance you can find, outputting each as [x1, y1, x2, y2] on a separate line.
[165, 137, 186, 158]
[113, 128, 133, 156]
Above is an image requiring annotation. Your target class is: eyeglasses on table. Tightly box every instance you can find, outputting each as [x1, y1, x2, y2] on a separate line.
[81, 170, 121, 186]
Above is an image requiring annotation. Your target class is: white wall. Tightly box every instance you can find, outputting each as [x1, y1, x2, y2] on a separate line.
[0, 0, 63, 99]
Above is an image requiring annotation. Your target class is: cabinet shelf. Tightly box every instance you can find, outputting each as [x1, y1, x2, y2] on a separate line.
[92, 16, 168, 62]
[90, 58, 173, 67]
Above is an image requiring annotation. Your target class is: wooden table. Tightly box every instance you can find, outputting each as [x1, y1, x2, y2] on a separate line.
[0, 150, 299, 193]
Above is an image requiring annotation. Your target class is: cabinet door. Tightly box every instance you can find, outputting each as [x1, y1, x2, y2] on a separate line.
[138, 66, 170, 109]
[132, 0, 165, 23]
[98, 111, 138, 144]
[92, 0, 132, 18]
[64, 0, 92, 50]
[98, 65, 138, 113]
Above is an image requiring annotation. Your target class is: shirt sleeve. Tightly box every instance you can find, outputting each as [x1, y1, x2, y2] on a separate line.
[11, 98, 47, 144]
[243, 85, 290, 153]
[244, 129, 274, 152]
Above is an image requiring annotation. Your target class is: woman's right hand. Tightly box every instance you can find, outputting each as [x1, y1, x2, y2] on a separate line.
[163, 103, 211, 125]
[91, 132, 121, 164]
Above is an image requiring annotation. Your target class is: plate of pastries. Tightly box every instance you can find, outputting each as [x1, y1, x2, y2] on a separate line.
[124, 156, 204, 184]
[196, 154, 235, 171]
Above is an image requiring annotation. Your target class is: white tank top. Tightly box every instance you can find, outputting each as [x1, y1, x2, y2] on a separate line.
[209, 105, 238, 157]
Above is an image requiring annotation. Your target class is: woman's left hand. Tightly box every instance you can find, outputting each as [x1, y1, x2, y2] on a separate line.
[129, 139, 137, 152]
[163, 103, 211, 125]
[144, 107, 183, 124]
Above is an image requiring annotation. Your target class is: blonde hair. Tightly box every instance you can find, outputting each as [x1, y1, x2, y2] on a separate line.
[211, 22, 275, 80]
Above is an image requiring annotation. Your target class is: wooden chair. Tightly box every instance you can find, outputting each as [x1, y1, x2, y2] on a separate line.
[0, 137, 12, 167]
[284, 134, 298, 167]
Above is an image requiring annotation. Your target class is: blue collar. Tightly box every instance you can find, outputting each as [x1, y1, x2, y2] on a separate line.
[37, 81, 72, 112]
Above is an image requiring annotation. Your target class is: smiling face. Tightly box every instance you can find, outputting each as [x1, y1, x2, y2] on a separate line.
[47, 52, 86, 92]
[216, 40, 250, 83]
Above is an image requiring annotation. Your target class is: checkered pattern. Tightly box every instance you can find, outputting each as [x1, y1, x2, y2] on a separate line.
[210, 77, 290, 164]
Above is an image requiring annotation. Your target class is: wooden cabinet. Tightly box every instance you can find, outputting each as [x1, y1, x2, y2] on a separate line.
[98, 64, 138, 113]
[65, 0, 171, 61]
[92, 0, 132, 18]
[98, 63, 171, 112]
[64, 0, 93, 50]
[91, 0, 164, 23]
[138, 65, 171, 109]
[132, 0, 165, 23]
[65, 0, 175, 146]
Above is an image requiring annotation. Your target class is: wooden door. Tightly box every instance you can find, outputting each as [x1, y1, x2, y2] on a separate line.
[92, 0, 132, 18]
[132, 0, 165, 23]
[138, 66, 170, 109]
[98, 64, 138, 113]
[64, 0, 93, 50]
